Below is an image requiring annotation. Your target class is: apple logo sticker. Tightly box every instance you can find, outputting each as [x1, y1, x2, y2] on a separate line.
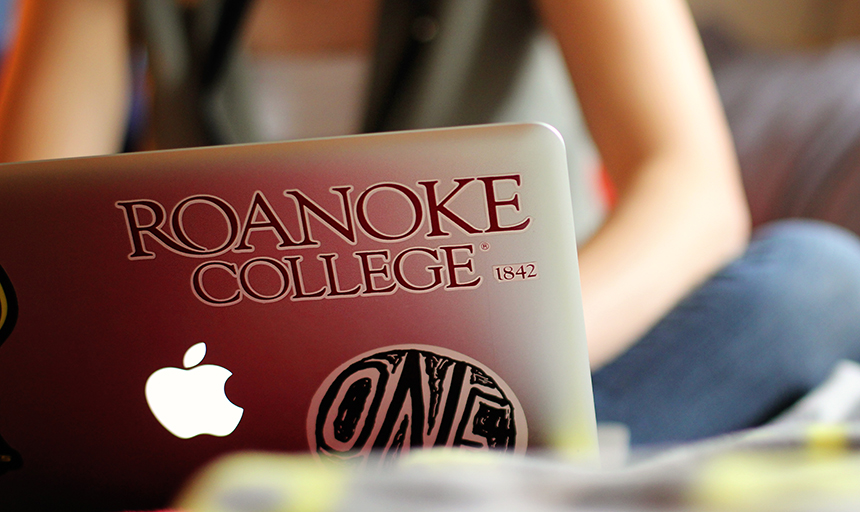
[145, 342, 244, 439]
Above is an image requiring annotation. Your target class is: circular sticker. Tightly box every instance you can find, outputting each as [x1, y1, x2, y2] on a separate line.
[0, 265, 18, 346]
[307, 345, 527, 464]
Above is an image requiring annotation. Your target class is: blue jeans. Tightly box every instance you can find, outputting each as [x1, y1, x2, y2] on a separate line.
[592, 219, 860, 445]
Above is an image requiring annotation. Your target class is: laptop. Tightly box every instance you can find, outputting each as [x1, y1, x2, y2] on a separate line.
[0, 123, 596, 510]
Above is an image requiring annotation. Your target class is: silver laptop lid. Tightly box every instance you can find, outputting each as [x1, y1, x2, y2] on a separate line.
[0, 123, 596, 510]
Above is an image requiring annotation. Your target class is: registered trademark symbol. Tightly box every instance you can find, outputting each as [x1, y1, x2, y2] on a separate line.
[480, 242, 490, 251]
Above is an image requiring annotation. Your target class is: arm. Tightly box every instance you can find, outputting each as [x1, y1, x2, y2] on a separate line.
[0, 0, 130, 163]
[536, 0, 751, 368]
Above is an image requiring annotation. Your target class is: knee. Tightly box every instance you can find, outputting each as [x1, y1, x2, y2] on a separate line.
[751, 220, 860, 300]
[744, 219, 860, 369]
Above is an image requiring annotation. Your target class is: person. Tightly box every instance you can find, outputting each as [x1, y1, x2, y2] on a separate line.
[3, 0, 860, 445]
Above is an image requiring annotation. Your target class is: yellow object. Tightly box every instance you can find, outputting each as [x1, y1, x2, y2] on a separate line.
[805, 423, 850, 454]
[175, 453, 348, 512]
[693, 450, 860, 511]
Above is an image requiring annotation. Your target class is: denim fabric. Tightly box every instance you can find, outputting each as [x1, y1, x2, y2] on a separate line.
[592, 219, 860, 445]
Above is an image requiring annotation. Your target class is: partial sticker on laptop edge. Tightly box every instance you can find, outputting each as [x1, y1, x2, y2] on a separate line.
[0, 265, 18, 346]
[308, 345, 527, 464]
[0, 266, 22, 473]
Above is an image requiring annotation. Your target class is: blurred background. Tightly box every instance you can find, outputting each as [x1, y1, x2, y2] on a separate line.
[7, 0, 860, 240]
[7, 0, 860, 143]
[0, 0, 15, 56]
[3, 0, 860, 146]
[690, 0, 860, 49]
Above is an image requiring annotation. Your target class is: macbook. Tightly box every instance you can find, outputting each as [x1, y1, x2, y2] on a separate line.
[0, 123, 596, 510]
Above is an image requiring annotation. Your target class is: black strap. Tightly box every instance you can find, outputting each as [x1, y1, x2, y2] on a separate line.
[362, 0, 439, 133]
[199, 0, 254, 92]
[133, 0, 255, 147]
[362, 0, 538, 133]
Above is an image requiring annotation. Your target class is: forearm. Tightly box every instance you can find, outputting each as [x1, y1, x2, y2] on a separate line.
[579, 154, 749, 368]
[0, 0, 130, 163]
[536, 0, 751, 368]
